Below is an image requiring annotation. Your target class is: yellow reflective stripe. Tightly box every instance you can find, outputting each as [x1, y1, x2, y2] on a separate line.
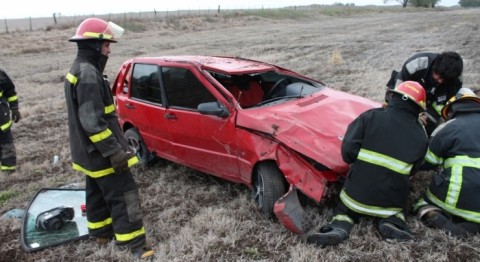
[115, 227, 145, 242]
[66, 72, 77, 85]
[7, 95, 17, 102]
[357, 148, 412, 175]
[427, 189, 480, 223]
[425, 148, 443, 165]
[445, 165, 462, 207]
[72, 156, 139, 178]
[444, 155, 480, 169]
[105, 104, 115, 114]
[431, 102, 443, 116]
[89, 129, 113, 143]
[1, 120, 12, 131]
[332, 214, 354, 225]
[0, 165, 15, 171]
[87, 217, 112, 229]
[73, 163, 114, 178]
[413, 198, 429, 212]
[128, 155, 140, 166]
[0, 90, 3, 97]
[340, 190, 402, 218]
[83, 32, 113, 40]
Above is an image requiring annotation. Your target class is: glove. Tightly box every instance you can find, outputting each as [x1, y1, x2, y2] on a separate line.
[109, 150, 128, 174]
[11, 109, 21, 123]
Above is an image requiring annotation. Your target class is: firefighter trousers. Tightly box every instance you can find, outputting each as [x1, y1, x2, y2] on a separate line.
[86, 168, 146, 249]
[0, 129, 16, 172]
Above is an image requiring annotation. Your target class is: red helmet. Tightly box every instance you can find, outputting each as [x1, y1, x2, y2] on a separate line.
[441, 87, 480, 119]
[389, 81, 426, 110]
[69, 18, 124, 42]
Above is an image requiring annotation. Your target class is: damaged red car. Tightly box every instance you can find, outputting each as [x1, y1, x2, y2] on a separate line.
[111, 56, 380, 234]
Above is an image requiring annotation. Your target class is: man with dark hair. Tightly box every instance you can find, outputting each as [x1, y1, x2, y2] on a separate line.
[64, 18, 153, 259]
[386, 51, 463, 136]
[0, 69, 21, 173]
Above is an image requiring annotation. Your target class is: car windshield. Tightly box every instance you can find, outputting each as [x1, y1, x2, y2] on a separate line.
[207, 70, 325, 108]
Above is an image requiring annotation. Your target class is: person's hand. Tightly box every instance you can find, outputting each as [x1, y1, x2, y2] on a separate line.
[11, 109, 21, 123]
[109, 150, 128, 173]
[418, 112, 428, 126]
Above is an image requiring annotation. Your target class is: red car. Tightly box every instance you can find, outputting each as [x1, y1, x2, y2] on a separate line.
[111, 56, 380, 233]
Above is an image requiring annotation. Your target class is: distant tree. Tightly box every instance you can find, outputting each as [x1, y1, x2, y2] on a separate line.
[411, 0, 440, 7]
[460, 0, 480, 7]
[384, 0, 409, 8]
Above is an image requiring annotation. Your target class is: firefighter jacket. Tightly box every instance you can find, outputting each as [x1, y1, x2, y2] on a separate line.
[394, 52, 462, 120]
[0, 69, 19, 132]
[340, 96, 428, 219]
[64, 49, 138, 177]
[424, 109, 480, 223]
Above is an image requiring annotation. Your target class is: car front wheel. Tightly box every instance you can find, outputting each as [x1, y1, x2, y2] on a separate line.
[124, 128, 151, 167]
[251, 162, 287, 218]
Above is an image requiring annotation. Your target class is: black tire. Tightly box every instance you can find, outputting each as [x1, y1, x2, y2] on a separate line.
[47, 218, 63, 231]
[251, 162, 287, 218]
[124, 128, 151, 167]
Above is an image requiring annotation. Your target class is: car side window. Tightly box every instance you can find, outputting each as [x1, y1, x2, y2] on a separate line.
[131, 64, 163, 104]
[162, 67, 216, 109]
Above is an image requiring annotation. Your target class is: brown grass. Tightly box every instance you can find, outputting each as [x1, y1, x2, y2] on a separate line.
[1, 6, 480, 262]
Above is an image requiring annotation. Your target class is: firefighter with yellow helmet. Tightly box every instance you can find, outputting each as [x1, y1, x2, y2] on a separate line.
[307, 81, 429, 247]
[64, 18, 153, 259]
[415, 87, 480, 237]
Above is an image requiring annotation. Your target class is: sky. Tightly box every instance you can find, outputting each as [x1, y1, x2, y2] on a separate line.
[0, 0, 460, 19]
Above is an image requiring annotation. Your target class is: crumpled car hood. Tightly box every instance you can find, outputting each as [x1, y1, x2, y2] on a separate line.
[236, 87, 380, 174]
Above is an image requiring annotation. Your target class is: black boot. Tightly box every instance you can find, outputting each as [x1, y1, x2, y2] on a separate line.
[378, 220, 414, 241]
[307, 226, 349, 247]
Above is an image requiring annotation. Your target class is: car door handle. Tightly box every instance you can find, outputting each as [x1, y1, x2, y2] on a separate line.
[125, 103, 134, 109]
[165, 113, 177, 120]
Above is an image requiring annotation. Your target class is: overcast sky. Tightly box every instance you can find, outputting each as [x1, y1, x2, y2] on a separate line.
[0, 0, 460, 19]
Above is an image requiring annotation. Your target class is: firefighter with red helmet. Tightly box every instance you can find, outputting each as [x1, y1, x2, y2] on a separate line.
[64, 18, 153, 259]
[414, 87, 480, 237]
[0, 69, 21, 173]
[307, 81, 429, 247]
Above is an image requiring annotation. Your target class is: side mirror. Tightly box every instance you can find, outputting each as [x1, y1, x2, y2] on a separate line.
[198, 102, 229, 118]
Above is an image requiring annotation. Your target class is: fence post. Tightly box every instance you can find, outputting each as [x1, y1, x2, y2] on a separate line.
[4, 18, 9, 34]
[218, 5, 220, 14]
[29, 17, 33, 31]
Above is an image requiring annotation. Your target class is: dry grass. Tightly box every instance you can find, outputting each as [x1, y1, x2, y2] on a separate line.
[1, 6, 480, 262]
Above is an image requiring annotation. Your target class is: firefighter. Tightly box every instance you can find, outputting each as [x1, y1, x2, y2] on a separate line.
[0, 69, 21, 173]
[386, 51, 463, 136]
[307, 81, 429, 247]
[414, 87, 480, 238]
[64, 18, 153, 259]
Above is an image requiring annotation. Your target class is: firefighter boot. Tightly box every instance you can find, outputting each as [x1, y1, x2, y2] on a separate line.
[307, 225, 349, 247]
[378, 220, 414, 241]
[418, 205, 469, 237]
[131, 242, 155, 260]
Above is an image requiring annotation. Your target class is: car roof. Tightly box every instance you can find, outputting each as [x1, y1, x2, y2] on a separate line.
[129, 56, 277, 74]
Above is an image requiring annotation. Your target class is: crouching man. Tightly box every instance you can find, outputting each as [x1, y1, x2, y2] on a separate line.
[414, 87, 480, 237]
[307, 81, 429, 247]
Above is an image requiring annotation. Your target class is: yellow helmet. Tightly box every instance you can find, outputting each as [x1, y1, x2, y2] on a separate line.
[441, 87, 480, 119]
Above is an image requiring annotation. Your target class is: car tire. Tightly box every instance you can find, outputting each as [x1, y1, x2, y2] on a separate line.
[251, 162, 287, 218]
[124, 128, 151, 167]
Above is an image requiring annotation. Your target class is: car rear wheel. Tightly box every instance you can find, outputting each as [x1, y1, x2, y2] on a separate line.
[251, 162, 287, 218]
[124, 128, 151, 167]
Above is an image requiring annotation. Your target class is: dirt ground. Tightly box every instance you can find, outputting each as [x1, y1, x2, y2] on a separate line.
[1, 6, 480, 262]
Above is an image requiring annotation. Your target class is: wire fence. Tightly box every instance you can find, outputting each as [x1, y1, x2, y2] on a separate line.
[1, 5, 320, 34]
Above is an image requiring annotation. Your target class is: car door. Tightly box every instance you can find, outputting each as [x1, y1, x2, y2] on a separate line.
[117, 63, 175, 159]
[161, 66, 241, 182]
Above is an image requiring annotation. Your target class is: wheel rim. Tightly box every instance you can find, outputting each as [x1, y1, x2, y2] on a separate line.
[127, 137, 141, 157]
[252, 173, 264, 210]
